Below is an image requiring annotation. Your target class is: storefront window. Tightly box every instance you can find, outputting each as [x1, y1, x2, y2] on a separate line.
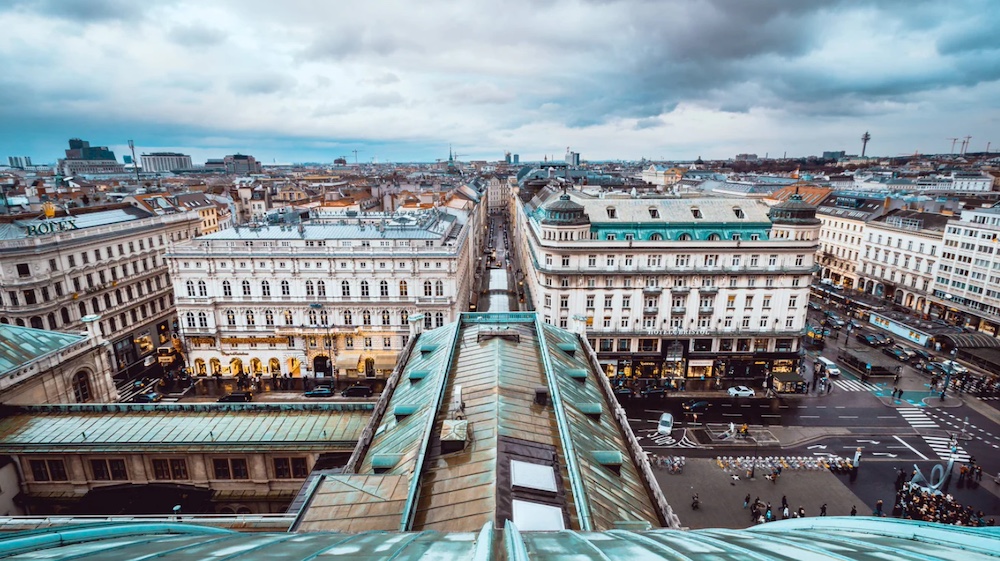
[720, 339, 734, 352]
[639, 339, 657, 352]
[754, 338, 768, 351]
[135, 335, 154, 355]
[693, 339, 712, 352]
[775, 338, 794, 352]
[737, 338, 751, 352]
[772, 359, 794, 374]
[599, 339, 613, 352]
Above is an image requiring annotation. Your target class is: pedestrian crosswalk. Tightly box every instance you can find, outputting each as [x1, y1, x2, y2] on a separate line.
[898, 407, 939, 429]
[833, 379, 881, 392]
[923, 435, 971, 462]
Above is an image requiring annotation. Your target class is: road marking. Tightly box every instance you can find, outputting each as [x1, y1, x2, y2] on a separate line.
[877, 416, 897, 419]
[761, 414, 781, 418]
[839, 416, 858, 419]
[923, 436, 971, 462]
[722, 413, 741, 417]
[892, 435, 928, 460]
[801, 415, 820, 419]
[898, 408, 939, 429]
[816, 406, 827, 409]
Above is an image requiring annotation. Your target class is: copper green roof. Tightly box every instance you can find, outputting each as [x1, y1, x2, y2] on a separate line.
[0, 403, 373, 453]
[0, 324, 88, 377]
[0, 518, 995, 560]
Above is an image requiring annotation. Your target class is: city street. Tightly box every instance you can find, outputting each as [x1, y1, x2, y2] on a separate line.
[627, 293, 1000, 526]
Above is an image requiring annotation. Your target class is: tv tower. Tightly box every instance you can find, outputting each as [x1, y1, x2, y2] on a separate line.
[861, 131, 871, 158]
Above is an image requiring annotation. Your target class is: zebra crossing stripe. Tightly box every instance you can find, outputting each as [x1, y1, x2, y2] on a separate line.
[898, 408, 939, 428]
[922, 436, 971, 462]
[834, 379, 880, 392]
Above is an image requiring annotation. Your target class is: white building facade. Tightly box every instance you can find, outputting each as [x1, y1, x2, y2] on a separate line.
[140, 152, 193, 173]
[815, 193, 887, 289]
[0, 206, 201, 377]
[512, 188, 819, 391]
[167, 208, 476, 390]
[929, 207, 1000, 336]
[857, 210, 947, 312]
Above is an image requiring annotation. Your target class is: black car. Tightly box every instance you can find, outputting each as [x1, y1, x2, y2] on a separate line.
[855, 333, 879, 347]
[910, 348, 933, 362]
[872, 333, 893, 346]
[341, 384, 374, 398]
[218, 392, 253, 402]
[881, 347, 908, 362]
[640, 386, 667, 399]
[682, 399, 711, 413]
[132, 392, 163, 403]
[613, 387, 634, 400]
[304, 387, 335, 398]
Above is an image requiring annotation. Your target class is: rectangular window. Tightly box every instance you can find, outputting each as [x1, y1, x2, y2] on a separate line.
[213, 458, 249, 480]
[29, 459, 68, 481]
[152, 458, 188, 480]
[91, 458, 129, 481]
[274, 457, 309, 479]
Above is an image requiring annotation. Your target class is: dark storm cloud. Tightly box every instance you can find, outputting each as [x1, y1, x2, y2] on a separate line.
[5, 0, 147, 22]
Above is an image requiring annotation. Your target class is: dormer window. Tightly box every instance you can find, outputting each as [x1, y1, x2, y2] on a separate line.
[649, 208, 659, 219]
[606, 207, 617, 219]
[733, 207, 745, 219]
[691, 207, 702, 219]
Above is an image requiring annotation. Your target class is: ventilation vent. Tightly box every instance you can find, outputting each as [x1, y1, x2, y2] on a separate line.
[441, 419, 470, 454]
[556, 342, 576, 356]
[593, 450, 623, 475]
[565, 368, 587, 381]
[534, 387, 550, 406]
[614, 521, 652, 531]
[578, 402, 602, 419]
[371, 454, 403, 473]
[393, 405, 418, 419]
[420, 343, 438, 354]
[408, 370, 429, 382]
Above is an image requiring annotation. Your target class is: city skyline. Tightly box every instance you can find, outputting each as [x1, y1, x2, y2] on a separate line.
[1, 0, 998, 164]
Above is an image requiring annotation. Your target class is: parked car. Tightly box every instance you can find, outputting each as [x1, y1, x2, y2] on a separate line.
[936, 360, 968, 375]
[640, 386, 667, 399]
[304, 387, 335, 398]
[727, 386, 755, 398]
[218, 392, 253, 402]
[893, 346, 917, 361]
[808, 301, 822, 311]
[657, 413, 674, 436]
[872, 333, 893, 346]
[855, 333, 879, 347]
[882, 347, 909, 362]
[682, 399, 711, 413]
[848, 320, 865, 330]
[613, 387, 634, 400]
[341, 384, 374, 398]
[825, 313, 846, 328]
[132, 392, 163, 403]
[910, 348, 933, 362]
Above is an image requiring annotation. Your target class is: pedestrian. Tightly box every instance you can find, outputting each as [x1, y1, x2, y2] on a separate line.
[826, 381, 832, 394]
[766, 507, 773, 522]
[744, 494, 750, 509]
[898, 389, 904, 401]
[850, 505, 857, 516]
[798, 506, 806, 518]
[781, 495, 788, 510]
[975, 466, 983, 482]
[874, 499, 884, 517]
[820, 503, 827, 516]
[782, 505, 789, 519]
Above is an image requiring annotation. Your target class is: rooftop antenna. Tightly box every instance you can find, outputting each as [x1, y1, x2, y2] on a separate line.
[128, 140, 140, 185]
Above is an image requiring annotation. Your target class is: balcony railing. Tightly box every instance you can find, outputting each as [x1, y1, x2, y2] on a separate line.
[698, 306, 714, 315]
[643, 306, 659, 315]
[670, 306, 686, 314]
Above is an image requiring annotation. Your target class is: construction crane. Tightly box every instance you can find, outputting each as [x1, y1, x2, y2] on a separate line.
[946, 138, 959, 154]
[961, 136, 972, 155]
[351, 149, 363, 165]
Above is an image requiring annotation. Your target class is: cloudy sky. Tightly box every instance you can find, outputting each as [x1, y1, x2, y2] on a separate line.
[1, 0, 998, 164]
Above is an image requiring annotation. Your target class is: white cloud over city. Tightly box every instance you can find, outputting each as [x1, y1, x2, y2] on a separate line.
[1, 0, 998, 163]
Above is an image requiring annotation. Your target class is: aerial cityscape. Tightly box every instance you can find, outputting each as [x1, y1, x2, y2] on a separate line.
[1, 1, 999, 559]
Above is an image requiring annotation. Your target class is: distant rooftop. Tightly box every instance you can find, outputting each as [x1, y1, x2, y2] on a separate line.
[0, 324, 87, 378]
[0, 207, 155, 240]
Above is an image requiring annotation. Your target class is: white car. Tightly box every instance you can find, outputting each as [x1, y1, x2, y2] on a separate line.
[657, 413, 674, 435]
[727, 386, 755, 398]
[936, 360, 968, 375]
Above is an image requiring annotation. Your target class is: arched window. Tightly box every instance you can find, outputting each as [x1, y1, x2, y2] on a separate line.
[246, 310, 255, 325]
[341, 281, 351, 297]
[226, 310, 236, 325]
[424, 314, 433, 329]
[242, 280, 251, 296]
[308, 310, 317, 325]
[649, 233, 663, 241]
[424, 281, 433, 297]
[91, 297, 100, 313]
[362, 310, 371, 325]
[104, 294, 112, 309]
[265, 310, 274, 326]
[399, 280, 408, 296]
[186, 312, 196, 328]
[382, 310, 391, 325]
[47, 313, 56, 329]
[281, 280, 290, 296]
[360, 281, 370, 297]
[435, 312, 445, 327]
[317, 281, 326, 297]
[198, 312, 208, 328]
[284, 310, 293, 325]
[707, 233, 721, 241]
[306, 280, 315, 297]
[435, 280, 444, 296]
[380, 281, 389, 297]
[126, 286, 134, 300]
[115, 289, 123, 305]
[78, 302, 87, 317]
[678, 233, 692, 241]
[344, 310, 353, 325]
[61, 307, 70, 324]
[186, 280, 195, 297]
[72, 371, 92, 403]
[222, 280, 232, 297]
[401, 310, 409, 324]
[261, 280, 271, 297]
[195, 358, 206, 375]
[320, 310, 329, 325]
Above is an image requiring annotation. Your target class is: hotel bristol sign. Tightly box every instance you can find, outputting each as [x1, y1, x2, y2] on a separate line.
[25, 220, 78, 236]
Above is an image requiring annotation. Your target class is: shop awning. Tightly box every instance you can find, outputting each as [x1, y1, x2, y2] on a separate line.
[772, 371, 804, 382]
[336, 352, 362, 367]
[375, 356, 399, 370]
[688, 359, 714, 367]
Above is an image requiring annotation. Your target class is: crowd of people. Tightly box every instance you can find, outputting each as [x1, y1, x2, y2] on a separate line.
[742, 494, 832, 524]
[893, 484, 994, 526]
